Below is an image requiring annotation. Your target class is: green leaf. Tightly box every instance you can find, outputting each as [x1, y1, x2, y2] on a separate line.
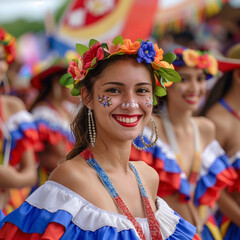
[158, 68, 181, 83]
[59, 73, 74, 88]
[71, 83, 82, 96]
[153, 95, 158, 106]
[91, 57, 97, 67]
[162, 53, 176, 64]
[136, 38, 143, 43]
[112, 35, 124, 45]
[76, 43, 89, 56]
[155, 85, 167, 97]
[89, 39, 99, 48]
[101, 43, 108, 49]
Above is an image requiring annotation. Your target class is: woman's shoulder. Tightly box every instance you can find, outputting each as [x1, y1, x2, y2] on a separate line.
[131, 161, 159, 198]
[49, 156, 91, 193]
[194, 116, 215, 145]
[1, 95, 26, 114]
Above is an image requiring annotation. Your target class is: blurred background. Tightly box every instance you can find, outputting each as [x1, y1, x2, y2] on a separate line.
[1, 0, 240, 104]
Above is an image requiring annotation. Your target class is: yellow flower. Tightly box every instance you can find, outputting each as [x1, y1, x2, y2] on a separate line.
[152, 60, 174, 70]
[207, 54, 218, 76]
[182, 49, 199, 67]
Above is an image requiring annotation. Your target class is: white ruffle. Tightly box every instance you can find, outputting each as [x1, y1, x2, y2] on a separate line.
[26, 181, 180, 239]
[5, 110, 34, 131]
[200, 140, 226, 176]
[229, 151, 240, 165]
[32, 106, 71, 132]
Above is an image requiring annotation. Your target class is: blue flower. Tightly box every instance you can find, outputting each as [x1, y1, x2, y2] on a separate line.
[137, 41, 156, 64]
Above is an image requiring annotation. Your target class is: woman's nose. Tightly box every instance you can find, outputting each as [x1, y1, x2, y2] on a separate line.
[189, 79, 200, 91]
[121, 99, 139, 110]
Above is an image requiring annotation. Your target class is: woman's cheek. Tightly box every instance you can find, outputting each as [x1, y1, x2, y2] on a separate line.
[97, 94, 113, 108]
[140, 97, 153, 113]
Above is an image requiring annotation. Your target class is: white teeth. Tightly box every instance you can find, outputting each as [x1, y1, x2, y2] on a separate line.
[116, 116, 138, 123]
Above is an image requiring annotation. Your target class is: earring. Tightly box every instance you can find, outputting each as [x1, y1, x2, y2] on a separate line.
[132, 116, 158, 150]
[88, 106, 96, 147]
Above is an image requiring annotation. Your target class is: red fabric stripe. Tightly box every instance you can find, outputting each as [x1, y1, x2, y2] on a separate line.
[38, 124, 73, 152]
[0, 222, 65, 240]
[198, 168, 237, 207]
[193, 233, 201, 240]
[122, 0, 159, 41]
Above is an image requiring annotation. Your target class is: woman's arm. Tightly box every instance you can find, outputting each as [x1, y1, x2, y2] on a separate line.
[0, 149, 37, 188]
[217, 189, 240, 227]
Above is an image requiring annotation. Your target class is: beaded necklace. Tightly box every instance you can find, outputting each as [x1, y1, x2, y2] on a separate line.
[219, 98, 240, 121]
[81, 149, 162, 240]
[161, 109, 201, 186]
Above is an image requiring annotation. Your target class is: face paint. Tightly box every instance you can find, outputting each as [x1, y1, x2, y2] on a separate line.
[173, 84, 182, 93]
[97, 95, 112, 107]
[145, 97, 153, 108]
[121, 100, 139, 109]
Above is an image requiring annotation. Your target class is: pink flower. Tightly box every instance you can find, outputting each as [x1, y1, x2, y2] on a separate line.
[82, 42, 104, 70]
[105, 40, 120, 55]
[68, 61, 85, 83]
[196, 54, 211, 69]
[174, 48, 184, 55]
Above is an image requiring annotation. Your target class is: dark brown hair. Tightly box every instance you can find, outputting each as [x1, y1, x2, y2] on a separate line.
[66, 54, 156, 160]
[199, 71, 233, 116]
[30, 70, 67, 111]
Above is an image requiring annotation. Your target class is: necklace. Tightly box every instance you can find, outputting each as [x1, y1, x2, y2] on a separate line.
[219, 98, 240, 121]
[161, 109, 201, 186]
[160, 109, 203, 232]
[81, 149, 162, 240]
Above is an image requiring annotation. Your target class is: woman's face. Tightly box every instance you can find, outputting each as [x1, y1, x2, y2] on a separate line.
[85, 58, 153, 143]
[167, 66, 207, 112]
[0, 45, 8, 81]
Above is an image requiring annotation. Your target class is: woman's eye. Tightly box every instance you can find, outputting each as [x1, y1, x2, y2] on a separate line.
[198, 76, 206, 82]
[106, 88, 120, 93]
[137, 88, 150, 93]
[180, 76, 188, 82]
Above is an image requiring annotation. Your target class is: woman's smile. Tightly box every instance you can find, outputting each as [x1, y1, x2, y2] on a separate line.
[112, 114, 142, 127]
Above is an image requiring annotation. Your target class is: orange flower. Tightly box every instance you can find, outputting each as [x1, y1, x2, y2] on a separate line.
[152, 61, 174, 70]
[118, 39, 140, 54]
[182, 49, 199, 67]
[155, 75, 173, 87]
[154, 43, 164, 64]
[207, 54, 218, 76]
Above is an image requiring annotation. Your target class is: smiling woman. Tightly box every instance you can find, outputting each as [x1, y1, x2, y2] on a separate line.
[131, 47, 237, 240]
[0, 36, 200, 240]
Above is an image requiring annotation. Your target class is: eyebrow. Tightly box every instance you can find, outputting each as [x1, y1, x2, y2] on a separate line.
[102, 82, 152, 86]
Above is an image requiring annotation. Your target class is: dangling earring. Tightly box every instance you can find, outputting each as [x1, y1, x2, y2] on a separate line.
[132, 116, 158, 150]
[88, 106, 96, 147]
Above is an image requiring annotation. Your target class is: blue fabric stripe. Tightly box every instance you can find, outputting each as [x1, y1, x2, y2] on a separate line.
[35, 119, 75, 143]
[2, 202, 72, 234]
[2, 202, 139, 239]
[167, 211, 197, 240]
[60, 224, 138, 240]
[194, 154, 231, 205]
[232, 157, 240, 170]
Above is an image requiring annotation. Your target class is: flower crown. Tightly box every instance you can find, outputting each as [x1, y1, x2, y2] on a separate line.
[0, 27, 16, 64]
[60, 36, 181, 105]
[173, 48, 218, 80]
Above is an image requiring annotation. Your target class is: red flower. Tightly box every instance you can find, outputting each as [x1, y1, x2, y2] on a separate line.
[68, 61, 79, 78]
[82, 42, 104, 70]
